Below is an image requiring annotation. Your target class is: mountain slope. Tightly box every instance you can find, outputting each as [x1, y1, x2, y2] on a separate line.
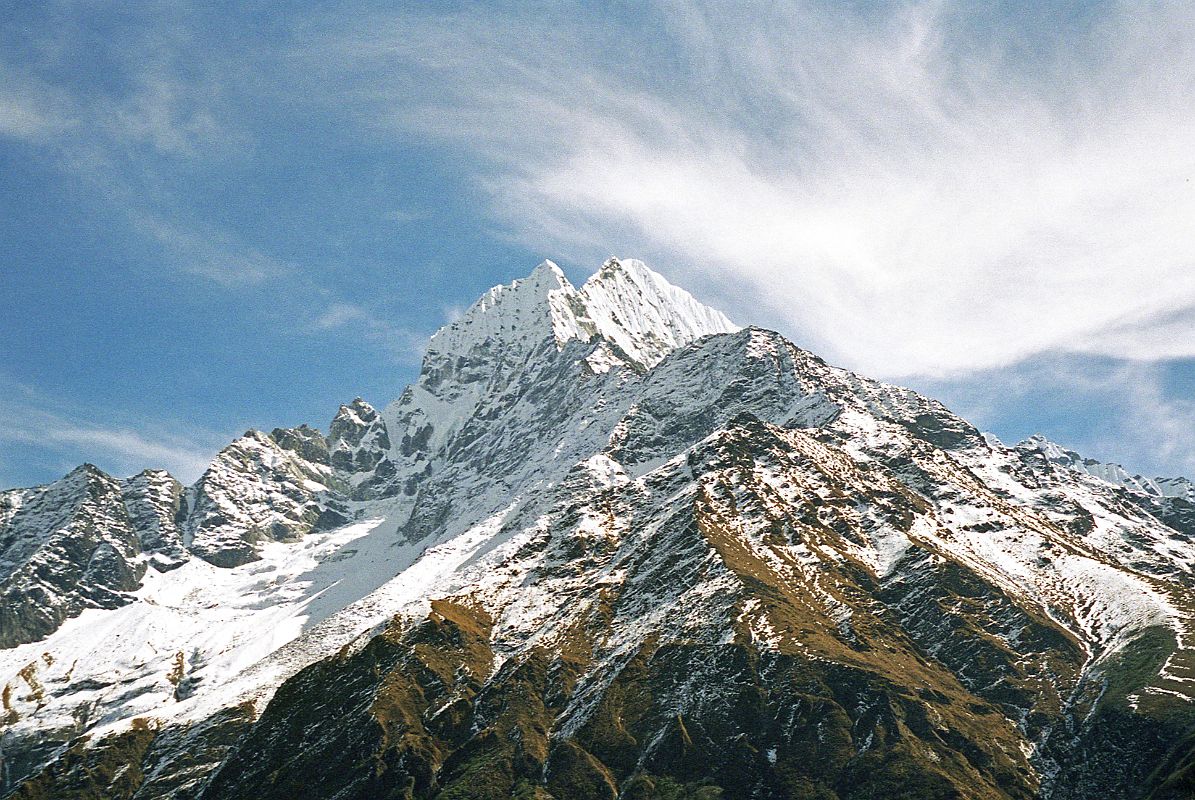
[3, 258, 1195, 799]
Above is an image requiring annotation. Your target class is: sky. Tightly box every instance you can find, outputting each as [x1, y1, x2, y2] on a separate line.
[2, 0, 1194, 488]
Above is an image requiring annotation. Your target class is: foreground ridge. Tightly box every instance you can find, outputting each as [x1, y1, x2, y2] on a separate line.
[2, 258, 1195, 799]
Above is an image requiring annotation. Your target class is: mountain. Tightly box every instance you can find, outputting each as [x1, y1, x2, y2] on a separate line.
[3, 257, 1195, 800]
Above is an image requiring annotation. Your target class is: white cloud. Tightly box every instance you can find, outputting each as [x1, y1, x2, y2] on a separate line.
[315, 302, 370, 330]
[39, 426, 216, 482]
[320, 0, 1195, 378]
[312, 301, 428, 364]
[1, 35, 258, 286]
[101, 73, 246, 158]
[0, 385, 225, 485]
[0, 65, 72, 141]
[126, 212, 292, 286]
[0, 90, 62, 140]
[1114, 368, 1195, 479]
[1048, 359, 1195, 481]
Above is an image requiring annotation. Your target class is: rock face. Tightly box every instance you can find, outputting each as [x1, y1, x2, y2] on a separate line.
[0, 465, 146, 649]
[184, 427, 347, 568]
[328, 398, 390, 473]
[121, 469, 187, 570]
[3, 258, 1195, 799]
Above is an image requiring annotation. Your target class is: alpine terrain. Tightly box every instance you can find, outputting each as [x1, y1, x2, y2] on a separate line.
[4, 258, 1195, 800]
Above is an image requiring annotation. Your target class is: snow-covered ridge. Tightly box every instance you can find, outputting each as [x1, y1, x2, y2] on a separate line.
[1018, 433, 1195, 501]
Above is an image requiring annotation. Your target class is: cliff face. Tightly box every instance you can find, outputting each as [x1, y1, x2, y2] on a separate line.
[4, 259, 1195, 799]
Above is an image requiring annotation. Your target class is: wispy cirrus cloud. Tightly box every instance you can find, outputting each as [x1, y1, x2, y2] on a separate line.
[0, 65, 73, 141]
[0, 27, 265, 284]
[314, 0, 1195, 378]
[130, 213, 292, 286]
[312, 301, 429, 364]
[24, 425, 216, 482]
[0, 378, 226, 485]
[101, 73, 247, 159]
[1116, 369, 1195, 479]
[0, 13, 400, 337]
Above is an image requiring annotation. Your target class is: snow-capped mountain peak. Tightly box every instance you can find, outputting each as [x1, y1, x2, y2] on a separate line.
[577, 257, 740, 369]
[421, 257, 737, 378]
[363, 258, 741, 510]
[422, 259, 576, 369]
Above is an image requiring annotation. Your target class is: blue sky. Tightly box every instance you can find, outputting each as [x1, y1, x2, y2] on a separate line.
[2, 1, 1194, 488]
